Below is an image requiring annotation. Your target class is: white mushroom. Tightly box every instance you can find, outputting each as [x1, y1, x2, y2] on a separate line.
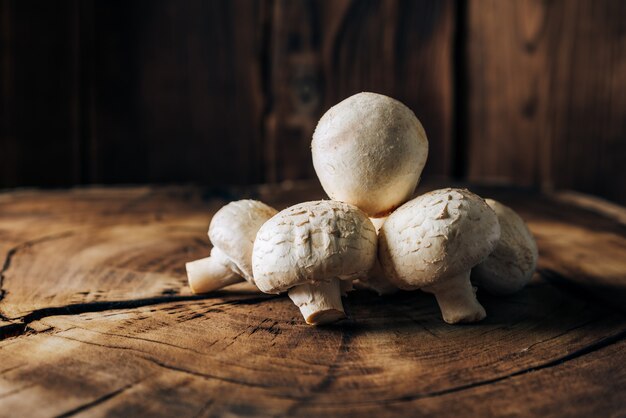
[186, 200, 277, 293]
[252, 200, 377, 325]
[311, 92, 428, 218]
[379, 189, 500, 324]
[472, 199, 538, 295]
[353, 217, 398, 295]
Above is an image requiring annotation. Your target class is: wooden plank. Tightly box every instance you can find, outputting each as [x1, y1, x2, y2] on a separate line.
[0, 187, 209, 320]
[467, 0, 626, 204]
[0, 284, 623, 416]
[1, 184, 626, 416]
[0, 184, 326, 322]
[86, 0, 264, 186]
[265, 0, 454, 182]
[1, 182, 625, 320]
[549, 0, 626, 204]
[0, 0, 79, 188]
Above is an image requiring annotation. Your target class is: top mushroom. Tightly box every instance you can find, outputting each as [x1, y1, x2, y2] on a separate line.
[312, 92, 429, 218]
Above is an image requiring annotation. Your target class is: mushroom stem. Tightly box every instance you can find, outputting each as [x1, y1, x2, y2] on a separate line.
[422, 270, 486, 324]
[288, 279, 346, 325]
[186, 247, 243, 294]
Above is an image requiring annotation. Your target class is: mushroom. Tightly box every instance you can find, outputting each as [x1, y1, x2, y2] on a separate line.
[252, 200, 377, 325]
[379, 188, 500, 324]
[353, 216, 398, 295]
[472, 199, 538, 295]
[311, 92, 429, 219]
[186, 200, 277, 294]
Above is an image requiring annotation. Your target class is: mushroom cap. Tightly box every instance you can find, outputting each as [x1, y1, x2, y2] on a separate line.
[311, 92, 429, 218]
[379, 188, 500, 290]
[472, 199, 538, 294]
[208, 200, 278, 284]
[252, 200, 377, 294]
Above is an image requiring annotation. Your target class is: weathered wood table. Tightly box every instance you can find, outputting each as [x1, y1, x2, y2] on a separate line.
[1, 182, 625, 417]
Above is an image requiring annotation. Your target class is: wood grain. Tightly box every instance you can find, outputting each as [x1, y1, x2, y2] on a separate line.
[1, 183, 625, 416]
[0, 0, 453, 189]
[3, 0, 624, 205]
[265, 0, 454, 181]
[466, 0, 626, 204]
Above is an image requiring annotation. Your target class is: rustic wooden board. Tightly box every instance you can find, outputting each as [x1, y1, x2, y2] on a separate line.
[4, 0, 625, 207]
[265, 0, 454, 182]
[1, 0, 453, 188]
[466, 0, 626, 204]
[1, 183, 625, 417]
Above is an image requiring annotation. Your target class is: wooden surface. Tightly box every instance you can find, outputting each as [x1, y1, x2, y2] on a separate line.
[265, 0, 454, 181]
[2, 0, 626, 202]
[1, 183, 625, 417]
[466, 0, 626, 204]
[0, 0, 453, 188]
[0, 0, 265, 187]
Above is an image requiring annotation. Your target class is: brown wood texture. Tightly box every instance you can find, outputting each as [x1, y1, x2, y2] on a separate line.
[1, 183, 625, 417]
[2, 0, 625, 203]
[466, 0, 626, 204]
[0, 0, 453, 188]
[265, 0, 454, 181]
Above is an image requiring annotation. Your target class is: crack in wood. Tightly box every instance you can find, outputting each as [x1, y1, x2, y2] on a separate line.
[310, 327, 626, 406]
[52, 328, 281, 381]
[521, 315, 609, 352]
[0, 294, 278, 341]
[55, 378, 149, 418]
[191, 398, 215, 418]
[0, 247, 17, 322]
[66, 325, 206, 355]
[53, 333, 152, 356]
[0, 363, 26, 375]
[388, 302, 441, 339]
[0, 231, 76, 321]
[142, 357, 274, 390]
[0, 383, 37, 400]
[0, 322, 27, 340]
[285, 325, 356, 415]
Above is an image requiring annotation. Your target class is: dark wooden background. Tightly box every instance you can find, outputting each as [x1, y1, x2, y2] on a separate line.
[1, 0, 625, 204]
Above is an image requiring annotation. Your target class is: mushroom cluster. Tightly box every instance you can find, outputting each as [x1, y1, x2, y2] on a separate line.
[186, 92, 537, 325]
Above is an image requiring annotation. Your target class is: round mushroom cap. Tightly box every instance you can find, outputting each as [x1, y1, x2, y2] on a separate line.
[472, 199, 538, 294]
[209, 200, 278, 284]
[252, 200, 378, 294]
[312, 92, 428, 218]
[379, 188, 500, 290]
